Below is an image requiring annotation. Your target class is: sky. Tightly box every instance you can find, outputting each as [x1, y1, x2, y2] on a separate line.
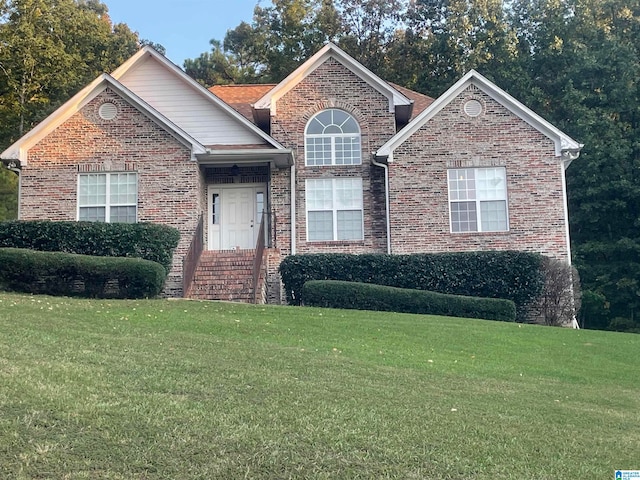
[103, 0, 261, 67]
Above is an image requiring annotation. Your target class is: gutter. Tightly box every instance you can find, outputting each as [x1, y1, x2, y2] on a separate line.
[290, 163, 296, 255]
[371, 155, 391, 254]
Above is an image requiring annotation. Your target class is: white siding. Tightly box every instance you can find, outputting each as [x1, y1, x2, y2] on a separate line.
[118, 57, 265, 146]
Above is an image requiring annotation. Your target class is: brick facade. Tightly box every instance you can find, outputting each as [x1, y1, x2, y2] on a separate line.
[388, 85, 569, 261]
[22, 89, 201, 296]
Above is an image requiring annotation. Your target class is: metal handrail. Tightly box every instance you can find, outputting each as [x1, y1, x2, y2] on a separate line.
[252, 212, 267, 304]
[182, 213, 203, 297]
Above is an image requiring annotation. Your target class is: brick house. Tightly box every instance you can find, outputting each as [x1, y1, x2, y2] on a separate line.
[1, 43, 582, 303]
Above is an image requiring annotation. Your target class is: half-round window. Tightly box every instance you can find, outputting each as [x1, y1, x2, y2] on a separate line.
[305, 109, 361, 166]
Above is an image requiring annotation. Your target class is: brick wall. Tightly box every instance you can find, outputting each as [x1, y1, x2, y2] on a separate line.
[270, 58, 394, 257]
[388, 85, 570, 261]
[22, 88, 202, 296]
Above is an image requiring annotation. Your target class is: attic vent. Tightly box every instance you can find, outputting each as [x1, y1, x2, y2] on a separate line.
[464, 99, 483, 117]
[98, 102, 118, 120]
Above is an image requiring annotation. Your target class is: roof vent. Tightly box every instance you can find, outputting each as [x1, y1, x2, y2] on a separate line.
[98, 102, 118, 120]
[464, 99, 483, 117]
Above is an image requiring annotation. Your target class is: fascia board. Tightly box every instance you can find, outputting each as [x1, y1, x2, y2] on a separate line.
[377, 69, 582, 160]
[112, 46, 287, 151]
[254, 42, 412, 115]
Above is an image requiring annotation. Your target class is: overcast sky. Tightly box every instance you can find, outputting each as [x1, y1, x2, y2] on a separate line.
[104, 0, 260, 67]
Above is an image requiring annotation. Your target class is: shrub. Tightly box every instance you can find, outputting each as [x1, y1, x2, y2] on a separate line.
[0, 220, 180, 273]
[530, 257, 581, 326]
[279, 252, 544, 321]
[301, 280, 517, 322]
[0, 248, 166, 299]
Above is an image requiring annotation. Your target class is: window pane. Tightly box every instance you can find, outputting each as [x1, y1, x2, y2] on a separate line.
[451, 201, 477, 232]
[110, 206, 137, 223]
[477, 168, 506, 201]
[448, 169, 475, 201]
[335, 136, 362, 165]
[79, 206, 106, 222]
[306, 137, 332, 166]
[306, 179, 333, 210]
[480, 200, 507, 231]
[110, 173, 137, 204]
[308, 211, 333, 241]
[337, 210, 363, 240]
[334, 178, 363, 209]
[79, 174, 106, 206]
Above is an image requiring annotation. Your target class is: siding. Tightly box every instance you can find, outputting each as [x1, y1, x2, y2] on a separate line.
[118, 56, 266, 146]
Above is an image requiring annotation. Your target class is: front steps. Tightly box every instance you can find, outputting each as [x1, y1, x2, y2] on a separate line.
[187, 250, 262, 303]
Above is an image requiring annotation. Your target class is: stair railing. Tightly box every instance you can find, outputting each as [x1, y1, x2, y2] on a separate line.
[252, 212, 267, 304]
[182, 213, 204, 297]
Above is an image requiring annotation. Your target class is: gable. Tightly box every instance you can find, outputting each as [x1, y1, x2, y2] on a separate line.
[116, 54, 268, 147]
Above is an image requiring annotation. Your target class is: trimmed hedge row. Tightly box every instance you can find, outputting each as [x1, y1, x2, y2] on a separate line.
[0, 248, 166, 299]
[279, 252, 544, 322]
[0, 220, 180, 273]
[301, 280, 517, 322]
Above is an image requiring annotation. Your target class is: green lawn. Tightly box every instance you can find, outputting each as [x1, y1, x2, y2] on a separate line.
[0, 292, 638, 479]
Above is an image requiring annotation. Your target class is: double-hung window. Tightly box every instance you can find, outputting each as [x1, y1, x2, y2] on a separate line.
[78, 172, 138, 223]
[448, 167, 508, 232]
[305, 109, 361, 166]
[306, 178, 363, 241]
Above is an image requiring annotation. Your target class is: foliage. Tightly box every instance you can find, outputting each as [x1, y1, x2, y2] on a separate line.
[0, 220, 180, 273]
[530, 257, 582, 326]
[1, 292, 639, 478]
[0, 248, 166, 298]
[0, 164, 18, 221]
[301, 279, 517, 321]
[279, 251, 544, 321]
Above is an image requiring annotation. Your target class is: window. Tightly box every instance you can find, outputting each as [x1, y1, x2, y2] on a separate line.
[78, 172, 137, 223]
[448, 167, 508, 232]
[306, 178, 363, 241]
[305, 109, 361, 166]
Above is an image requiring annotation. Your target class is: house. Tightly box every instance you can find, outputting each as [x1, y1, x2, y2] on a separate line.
[0, 43, 582, 303]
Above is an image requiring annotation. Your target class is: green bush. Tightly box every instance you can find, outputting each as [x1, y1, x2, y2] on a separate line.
[279, 252, 544, 322]
[301, 280, 517, 322]
[0, 220, 180, 273]
[0, 248, 166, 299]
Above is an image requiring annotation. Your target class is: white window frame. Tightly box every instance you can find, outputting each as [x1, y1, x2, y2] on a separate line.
[305, 109, 362, 166]
[447, 167, 508, 233]
[77, 172, 138, 223]
[305, 178, 364, 241]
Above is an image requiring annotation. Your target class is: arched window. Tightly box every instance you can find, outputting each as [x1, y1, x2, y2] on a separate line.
[305, 109, 361, 166]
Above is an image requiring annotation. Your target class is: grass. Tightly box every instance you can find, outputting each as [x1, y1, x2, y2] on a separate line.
[0, 292, 639, 479]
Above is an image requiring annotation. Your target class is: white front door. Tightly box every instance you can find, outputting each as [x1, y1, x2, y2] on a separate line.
[208, 185, 265, 250]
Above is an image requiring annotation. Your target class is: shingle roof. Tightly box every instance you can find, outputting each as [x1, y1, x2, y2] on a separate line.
[209, 84, 276, 122]
[389, 83, 435, 120]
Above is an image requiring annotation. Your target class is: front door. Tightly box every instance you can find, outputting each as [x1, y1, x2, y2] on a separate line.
[208, 185, 266, 250]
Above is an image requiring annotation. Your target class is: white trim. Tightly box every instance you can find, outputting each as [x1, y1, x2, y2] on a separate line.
[77, 171, 138, 223]
[371, 157, 391, 254]
[376, 69, 583, 160]
[560, 161, 572, 265]
[254, 43, 412, 116]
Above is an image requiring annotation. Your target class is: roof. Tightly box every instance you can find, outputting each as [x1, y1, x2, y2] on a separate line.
[389, 83, 435, 121]
[209, 84, 276, 122]
[0, 73, 207, 165]
[376, 69, 583, 163]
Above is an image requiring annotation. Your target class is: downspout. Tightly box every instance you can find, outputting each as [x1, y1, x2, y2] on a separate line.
[372, 154, 391, 254]
[6, 161, 21, 219]
[290, 163, 296, 255]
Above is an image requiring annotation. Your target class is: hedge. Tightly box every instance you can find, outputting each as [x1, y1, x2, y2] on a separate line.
[0, 248, 166, 299]
[279, 252, 544, 322]
[0, 220, 180, 273]
[301, 280, 517, 322]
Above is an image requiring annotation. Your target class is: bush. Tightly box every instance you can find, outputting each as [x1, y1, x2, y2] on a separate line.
[301, 280, 516, 322]
[0, 248, 166, 299]
[0, 220, 180, 273]
[279, 252, 544, 321]
[530, 257, 581, 326]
